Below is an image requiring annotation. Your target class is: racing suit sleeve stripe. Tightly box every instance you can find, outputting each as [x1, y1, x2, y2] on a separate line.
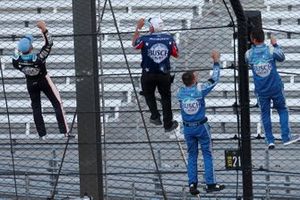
[134, 40, 144, 49]
[272, 44, 285, 62]
[171, 41, 179, 58]
[197, 62, 220, 97]
[37, 30, 53, 62]
[45, 74, 70, 133]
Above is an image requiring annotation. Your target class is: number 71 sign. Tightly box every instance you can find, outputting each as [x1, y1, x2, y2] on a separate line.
[225, 149, 241, 170]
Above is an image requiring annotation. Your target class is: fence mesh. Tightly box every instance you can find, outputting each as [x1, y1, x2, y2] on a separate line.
[0, 0, 299, 199]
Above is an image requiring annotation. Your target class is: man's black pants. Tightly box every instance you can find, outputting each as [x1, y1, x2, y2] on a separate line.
[27, 74, 69, 137]
[141, 72, 173, 129]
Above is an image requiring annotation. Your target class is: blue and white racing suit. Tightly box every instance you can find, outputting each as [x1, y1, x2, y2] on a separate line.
[177, 63, 220, 186]
[246, 43, 291, 144]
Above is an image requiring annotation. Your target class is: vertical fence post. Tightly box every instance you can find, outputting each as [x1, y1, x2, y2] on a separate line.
[154, 150, 162, 196]
[229, 1, 253, 199]
[285, 175, 290, 194]
[132, 182, 136, 200]
[182, 185, 186, 200]
[25, 172, 30, 200]
[73, 0, 103, 199]
[265, 149, 270, 200]
[49, 149, 58, 195]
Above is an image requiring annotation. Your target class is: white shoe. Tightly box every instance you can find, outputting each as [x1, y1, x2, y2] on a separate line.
[283, 135, 300, 146]
[39, 135, 47, 141]
[65, 134, 75, 139]
[268, 143, 275, 149]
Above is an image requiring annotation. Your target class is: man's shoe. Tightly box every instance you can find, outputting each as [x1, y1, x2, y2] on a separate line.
[205, 184, 225, 193]
[39, 135, 47, 141]
[150, 118, 162, 126]
[65, 133, 75, 139]
[283, 135, 300, 146]
[268, 143, 275, 150]
[189, 183, 200, 195]
[165, 120, 179, 132]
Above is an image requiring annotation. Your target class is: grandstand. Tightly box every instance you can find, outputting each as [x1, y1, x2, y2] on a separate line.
[0, 0, 300, 199]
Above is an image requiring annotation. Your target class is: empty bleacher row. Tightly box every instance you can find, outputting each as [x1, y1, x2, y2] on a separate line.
[1, 70, 300, 139]
[6, 137, 297, 199]
[264, 0, 300, 11]
[1, 139, 299, 199]
[0, 0, 202, 34]
[262, 0, 300, 40]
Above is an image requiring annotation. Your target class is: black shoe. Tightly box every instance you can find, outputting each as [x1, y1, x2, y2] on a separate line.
[189, 183, 200, 195]
[150, 118, 162, 125]
[164, 120, 178, 132]
[205, 184, 225, 193]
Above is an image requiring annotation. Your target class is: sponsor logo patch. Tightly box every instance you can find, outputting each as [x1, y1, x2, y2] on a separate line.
[253, 61, 272, 78]
[182, 98, 200, 115]
[148, 43, 168, 64]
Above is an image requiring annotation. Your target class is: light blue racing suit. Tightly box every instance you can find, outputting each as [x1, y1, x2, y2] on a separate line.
[246, 43, 291, 144]
[177, 63, 220, 186]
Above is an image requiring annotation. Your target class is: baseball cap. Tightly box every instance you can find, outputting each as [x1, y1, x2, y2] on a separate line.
[147, 17, 164, 32]
[18, 34, 34, 53]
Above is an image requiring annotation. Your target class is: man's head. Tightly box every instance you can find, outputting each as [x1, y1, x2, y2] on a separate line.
[18, 34, 34, 54]
[182, 71, 197, 87]
[250, 29, 265, 45]
[147, 17, 164, 33]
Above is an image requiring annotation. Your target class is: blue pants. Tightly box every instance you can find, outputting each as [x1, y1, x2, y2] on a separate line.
[184, 123, 216, 186]
[257, 89, 291, 144]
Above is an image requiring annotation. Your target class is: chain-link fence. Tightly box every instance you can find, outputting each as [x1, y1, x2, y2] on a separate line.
[0, 0, 300, 199]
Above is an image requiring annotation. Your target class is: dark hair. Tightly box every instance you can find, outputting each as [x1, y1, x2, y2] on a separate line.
[182, 71, 195, 86]
[250, 29, 265, 43]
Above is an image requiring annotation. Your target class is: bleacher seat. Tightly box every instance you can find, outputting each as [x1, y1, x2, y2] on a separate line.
[263, 25, 300, 36]
[0, 82, 136, 104]
[0, 27, 74, 36]
[221, 52, 300, 62]
[212, 68, 300, 84]
[264, 0, 300, 7]
[0, 99, 121, 109]
[0, 68, 141, 78]
[1, 54, 141, 65]
[264, 0, 300, 11]
[213, 82, 300, 92]
[262, 11, 300, 20]
[277, 39, 300, 46]
[0, 40, 131, 48]
[0, 13, 73, 23]
[0, 0, 72, 11]
[106, 0, 204, 12]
